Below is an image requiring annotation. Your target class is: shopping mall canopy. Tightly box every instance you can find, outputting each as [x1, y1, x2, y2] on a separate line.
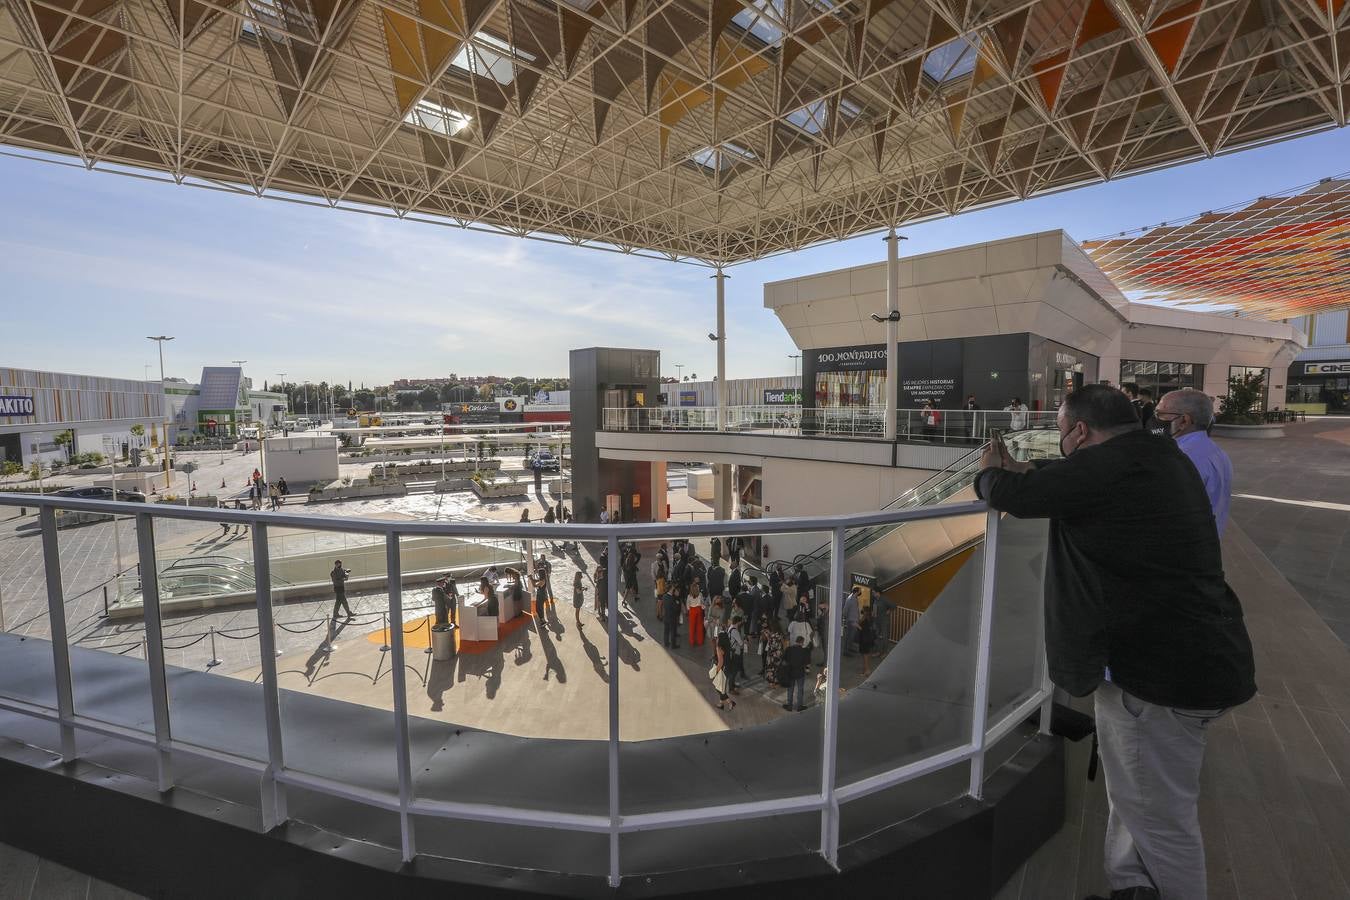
[1, 0, 1346, 264]
[1083, 177, 1350, 318]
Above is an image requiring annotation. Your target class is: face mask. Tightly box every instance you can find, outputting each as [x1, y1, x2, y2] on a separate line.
[1157, 418, 1174, 438]
[1059, 426, 1082, 458]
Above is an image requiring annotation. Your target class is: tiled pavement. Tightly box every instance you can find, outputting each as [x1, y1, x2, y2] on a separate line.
[1221, 417, 1350, 647]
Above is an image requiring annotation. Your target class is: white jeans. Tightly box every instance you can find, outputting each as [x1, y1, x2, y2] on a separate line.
[1094, 681, 1229, 900]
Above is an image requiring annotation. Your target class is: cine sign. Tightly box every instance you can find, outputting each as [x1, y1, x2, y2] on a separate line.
[1305, 362, 1350, 375]
[0, 395, 35, 416]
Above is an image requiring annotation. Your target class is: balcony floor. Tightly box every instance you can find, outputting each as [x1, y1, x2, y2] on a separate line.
[998, 515, 1350, 900]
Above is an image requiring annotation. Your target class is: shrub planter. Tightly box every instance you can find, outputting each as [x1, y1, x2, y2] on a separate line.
[471, 479, 530, 500]
[307, 482, 409, 503]
[1212, 423, 1284, 440]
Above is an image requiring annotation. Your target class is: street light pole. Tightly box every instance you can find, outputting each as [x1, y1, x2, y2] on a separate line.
[146, 336, 174, 497]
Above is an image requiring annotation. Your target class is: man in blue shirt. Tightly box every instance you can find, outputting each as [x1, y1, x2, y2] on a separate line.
[1152, 389, 1232, 533]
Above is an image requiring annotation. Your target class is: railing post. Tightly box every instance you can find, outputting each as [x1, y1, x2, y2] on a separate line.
[819, 526, 845, 869]
[386, 533, 417, 862]
[134, 513, 174, 792]
[606, 531, 621, 888]
[38, 506, 76, 762]
[967, 508, 1001, 799]
[251, 522, 288, 829]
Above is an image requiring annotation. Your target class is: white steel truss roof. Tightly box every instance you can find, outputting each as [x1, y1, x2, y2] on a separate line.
[0, 0, 1347, 264]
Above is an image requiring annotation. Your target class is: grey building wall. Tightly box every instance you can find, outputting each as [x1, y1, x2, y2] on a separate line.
[568, 348, 659, 522]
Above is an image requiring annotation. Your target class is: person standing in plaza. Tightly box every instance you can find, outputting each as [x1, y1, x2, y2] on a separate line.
[571, 571, 587, 628]
[725, 615, 746, 695]
[1153, 388, 1232, 533]
[330, 559, 352, 621]
[841, 586, 861, 656]
[727, 562, 742, 602]
[964, 394, 981, 440]
[974, 383, 1255, 900]
[686, 579, 705, 647]
[1004, 397, 1029, 431]
[661, 587, 681, 648]
[782, 635, 811, 711]
[727, 535, 742, 568]
[709, 535, 722, 568]
[593, 563, 608, 626]
[706, 559, 726, 604]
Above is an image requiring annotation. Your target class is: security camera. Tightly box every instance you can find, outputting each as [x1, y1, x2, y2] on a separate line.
[708, 333, 720, 341]
[869, 311, 901, 323]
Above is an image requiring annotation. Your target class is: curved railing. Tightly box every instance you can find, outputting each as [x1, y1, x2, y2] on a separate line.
[0, 492, 1052, 887]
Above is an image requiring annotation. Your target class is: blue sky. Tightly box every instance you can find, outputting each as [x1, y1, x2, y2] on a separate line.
[2, 126, 1347, 386]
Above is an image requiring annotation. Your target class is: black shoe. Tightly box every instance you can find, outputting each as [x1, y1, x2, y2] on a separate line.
[782, 703, 792, 710]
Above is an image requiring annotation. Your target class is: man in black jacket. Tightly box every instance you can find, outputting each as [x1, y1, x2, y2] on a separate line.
[974, 384, 1254, 900]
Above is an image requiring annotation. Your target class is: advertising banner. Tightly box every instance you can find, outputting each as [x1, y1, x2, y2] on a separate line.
[679, 390, 698, 407]
[763, 388, 802, 405]
[0, 395, 35, 417]
[810, 346, 887, 372]
[1304, 362, 1350, 375]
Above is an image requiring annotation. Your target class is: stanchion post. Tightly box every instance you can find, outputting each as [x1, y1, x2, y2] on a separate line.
[206, 626, 221, 668]
[102, 584, 109, 618]
[379, 611, 390, 652]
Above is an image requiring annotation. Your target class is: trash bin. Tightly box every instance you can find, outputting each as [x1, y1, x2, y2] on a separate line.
[431, 624, 456, 661]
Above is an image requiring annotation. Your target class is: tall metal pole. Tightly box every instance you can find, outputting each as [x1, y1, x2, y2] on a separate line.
[714, 268, 727, 432]
[147, 336, 174, 494]
[883, 229, 902, 442]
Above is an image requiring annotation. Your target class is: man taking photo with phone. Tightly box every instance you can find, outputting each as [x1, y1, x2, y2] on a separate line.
[973, 384, 1254, 900]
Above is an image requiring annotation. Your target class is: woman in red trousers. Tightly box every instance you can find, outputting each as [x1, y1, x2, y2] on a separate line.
[686, 581, 705, 646]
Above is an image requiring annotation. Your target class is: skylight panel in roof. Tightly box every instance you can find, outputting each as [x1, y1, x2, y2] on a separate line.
[688, 142, 757, 173]
[922, 36, 979, 84]
[733, 0, 785, 45]
[403, 100, 473, 136]
[786, 98, 828, 135]
[241, 0, 282, 37]
[450, 32, 537, 85]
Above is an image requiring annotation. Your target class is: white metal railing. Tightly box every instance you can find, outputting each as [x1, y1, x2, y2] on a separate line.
[602, 406, 1058, 443]
[0, 492, 1053, 887]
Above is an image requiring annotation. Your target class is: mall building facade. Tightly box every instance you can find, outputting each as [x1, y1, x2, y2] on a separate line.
[1284, 309, 1350, 414]
[0, 367, 165, 465]
[765, 230, 1305, 416]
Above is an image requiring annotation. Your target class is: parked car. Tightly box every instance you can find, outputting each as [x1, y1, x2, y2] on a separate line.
[54, 486, 147, 503]
[527, 450, 561, 472]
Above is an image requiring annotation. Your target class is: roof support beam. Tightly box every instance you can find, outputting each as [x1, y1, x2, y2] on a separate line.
[1105, 0, 1213, 157]
[4, 0, 91, 164]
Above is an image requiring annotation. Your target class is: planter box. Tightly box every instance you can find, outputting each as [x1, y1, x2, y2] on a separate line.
[1212, 423, 1284, 440]
[471, 479, 530, 499]
[307, 482, 409, 502]
[153, 496, 220, 507]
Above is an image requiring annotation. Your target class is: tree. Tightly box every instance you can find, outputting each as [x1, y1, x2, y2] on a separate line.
[353, 389, 376, 410]
[397, 392, 418, 411]
[478, 383, 495, 401]
[130, 423, 146, 447]
[53, 429, 74, 461]
[417, 387, 440, 410]
[1218, 371, 1266, 425]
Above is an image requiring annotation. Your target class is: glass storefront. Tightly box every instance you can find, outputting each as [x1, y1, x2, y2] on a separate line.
[1118, 360, 1205, 399]
[1286, 361, 1350, 413]
[1028, 337, 1099, 411]
[813, 370, 886, 408]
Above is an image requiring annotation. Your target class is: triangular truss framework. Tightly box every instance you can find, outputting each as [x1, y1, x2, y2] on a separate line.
[1084, 176, 1350, 318]
[0, 0, 1347, 265]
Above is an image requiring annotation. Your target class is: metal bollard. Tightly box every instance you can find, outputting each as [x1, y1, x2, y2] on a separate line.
[424, 617, 433, 655]
[206, 626, 222, 668]
[102, 584, 109, 618]
[379, 611, 390, 653]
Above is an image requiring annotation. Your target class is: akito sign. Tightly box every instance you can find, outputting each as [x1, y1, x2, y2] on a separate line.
[811, 346, 887, 372]
[0, 396, 35, 416]
[1305, 362, 1350, 375]
[763, 388, 802, 405]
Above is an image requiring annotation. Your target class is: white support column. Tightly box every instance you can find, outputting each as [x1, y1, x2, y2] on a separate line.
[606, 532, 621, 888]
[819, 526, 846, 868]
[38, 507, 76, 762]
[714, 268, 728, 433]
[134, 513, 173, 792]
[884, 228, 901, 442]
[386, 533, 417, 862]
[252, 522, 288, 828]
[967, 509, 1001, 799]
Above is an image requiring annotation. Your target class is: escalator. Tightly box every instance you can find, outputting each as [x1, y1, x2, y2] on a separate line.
[768, 428, 1061, 594]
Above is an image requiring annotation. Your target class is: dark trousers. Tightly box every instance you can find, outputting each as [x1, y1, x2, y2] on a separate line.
[787, 675, 807, 710]
[332, 589, 352, 620]
[728, 653, 742, 692]
[663, 614, 679, 648]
